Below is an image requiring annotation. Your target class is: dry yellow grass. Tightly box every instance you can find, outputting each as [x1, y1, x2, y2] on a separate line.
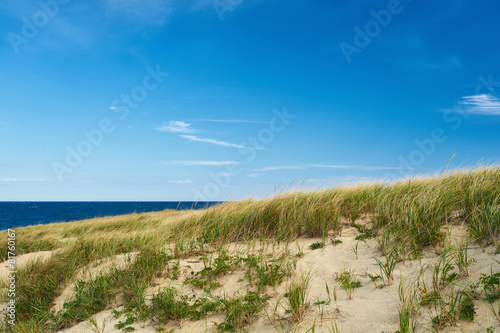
[1, 166, 499, 332]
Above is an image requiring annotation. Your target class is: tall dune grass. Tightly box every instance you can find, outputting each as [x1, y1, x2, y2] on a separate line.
[0, 166, 499, 331]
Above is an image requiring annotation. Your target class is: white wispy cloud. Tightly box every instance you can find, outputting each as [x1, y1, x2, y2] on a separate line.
[360, 166, 402, 171]
[458, 94, 500, 115]
[305, 176, 382, 186]
[310, 164, 361, 169]
[164, 161, 240, 166]
[252, 164, 400, 173]
[168, 180, 193, 184]
[180, 135, 248, 149]
[155, 121, 196, 133]
[312, 164, 400, 171]
[252, 166, 306, 172]
[0, 178, 47, 182]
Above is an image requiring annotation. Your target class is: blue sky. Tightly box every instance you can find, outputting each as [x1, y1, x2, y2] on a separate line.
[0, 0, 499, 201]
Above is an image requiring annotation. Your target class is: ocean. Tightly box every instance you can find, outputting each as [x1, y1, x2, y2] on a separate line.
[0, 201, 220, 231]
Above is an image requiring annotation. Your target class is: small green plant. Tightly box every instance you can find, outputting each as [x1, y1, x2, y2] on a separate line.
[373, 247, 399, 286]
[367, 272, 383, 289]
[419, 252, 472, 330]
[185, 248, 241, 291]
[334, 269, 361, 300]
[353, 223, 374, 241]
[325, 281, 331, 302]
[432, 252, 458, 291]
[216, 291, 270, 332]
[285, 273, 311, 321]
[88, 313, 106, 333]
[432, 289, 470, 329]
[424, 268, 474, 330]
[352, 241, 360, 259]
[375, 228, 392, 257]
[244, 253, 295, 290]
[397, 279, 419, 333]
[480, 270, 500, 321]
[449, 240, 475, 277]
[296, 241, 305, 257]
[333, 285, 339, 311]
[58, 273, 116, 326]
[480, 271, 500, 303]
[150, 287, 224, 325]
[309, 242, 325, 250]
[324, 282, 340, 312]
[418, 284, 439, 306]
[332, 239, 342, 245]
[313, 297, 330, 321]
[458, 294, 475, 321]
[115, 313, 136, 330]
[167, 259, 181, 280]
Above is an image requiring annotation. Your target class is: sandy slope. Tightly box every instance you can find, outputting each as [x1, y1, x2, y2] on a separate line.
[0, 250, 53, 281]
[3, 221, 500, 333]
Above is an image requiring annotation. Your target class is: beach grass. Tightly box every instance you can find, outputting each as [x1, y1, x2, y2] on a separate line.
[1, 166, 499, 332]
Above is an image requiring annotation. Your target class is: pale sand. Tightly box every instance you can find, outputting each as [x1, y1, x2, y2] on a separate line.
[0, 250, 53, 281]
[3, 221, 500, 332]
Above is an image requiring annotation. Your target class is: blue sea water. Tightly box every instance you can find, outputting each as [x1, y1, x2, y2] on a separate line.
[0, 202, 220, 231]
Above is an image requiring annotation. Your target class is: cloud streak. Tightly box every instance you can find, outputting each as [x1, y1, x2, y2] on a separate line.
[168, 180, 193, 184]
[0, 178, 48, 182]
[252, 164, 400, 173]
[312, 164, 401, 171]
[458, 94, 500, 115]
[306, 176, 382, 186]
[252, 166, 306, 172]
[155, 121, 196, 133]
[180, 135, 248, 149]
[310, 164, 362, 169]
